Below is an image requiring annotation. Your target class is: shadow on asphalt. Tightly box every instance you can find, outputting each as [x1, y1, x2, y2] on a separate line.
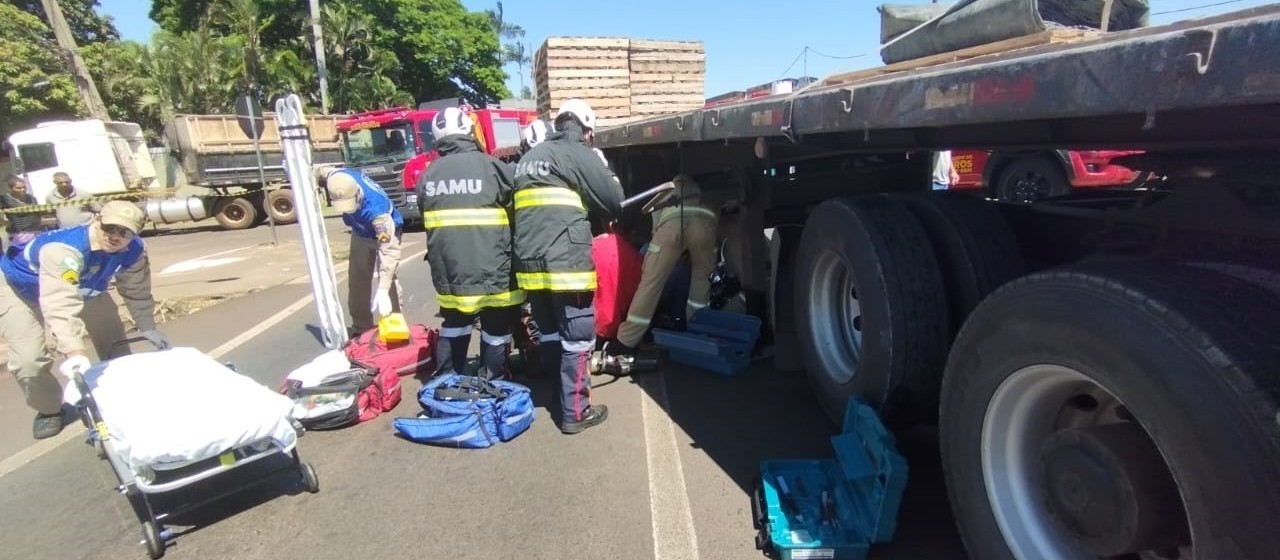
[132, 453, 311, 541]
[140, 223, 229, 238]
[636, 357, 971, 559]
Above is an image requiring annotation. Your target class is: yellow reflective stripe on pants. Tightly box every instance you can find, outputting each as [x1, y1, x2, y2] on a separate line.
[436, 290, 526, 313]
[517, 271, 598, 291]
[514, 187, 585, 210]
[422, 208, 509, 229]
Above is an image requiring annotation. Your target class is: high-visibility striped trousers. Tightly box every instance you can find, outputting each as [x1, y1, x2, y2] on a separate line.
[528, 290, 597, 423]
[616, 214, 718, 348]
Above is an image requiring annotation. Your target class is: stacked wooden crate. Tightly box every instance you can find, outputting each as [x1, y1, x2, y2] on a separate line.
[627, 39, 705, 121]
[535, 37, 706, 127]
[534, 37, 632, 128]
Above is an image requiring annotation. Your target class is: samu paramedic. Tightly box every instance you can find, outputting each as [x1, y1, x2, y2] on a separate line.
[0, 201, 169, 440]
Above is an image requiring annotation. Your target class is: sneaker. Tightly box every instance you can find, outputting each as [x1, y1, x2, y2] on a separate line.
[33, 411, 67, 440]
[561, 405, 609, 435]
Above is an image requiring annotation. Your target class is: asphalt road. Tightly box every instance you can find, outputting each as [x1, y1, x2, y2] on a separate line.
[0, 226, 968, 560]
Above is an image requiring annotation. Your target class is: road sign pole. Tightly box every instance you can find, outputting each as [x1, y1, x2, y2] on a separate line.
[238, 94, 277, 246]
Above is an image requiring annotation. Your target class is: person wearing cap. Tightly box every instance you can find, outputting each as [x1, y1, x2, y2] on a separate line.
[317, 165, 404, 336]
[416, 107, 523, 380]
[0, 200, 168, 439]
[512, 98, 624, 435]
[607, 174, 720, 369]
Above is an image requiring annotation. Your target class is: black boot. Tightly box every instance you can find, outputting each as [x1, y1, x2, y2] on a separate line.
[560, 405, 609, 435]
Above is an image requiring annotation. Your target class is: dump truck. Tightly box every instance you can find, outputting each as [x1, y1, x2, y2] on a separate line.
[162, 113, 345, 230]
[593, 4, 1280, 558]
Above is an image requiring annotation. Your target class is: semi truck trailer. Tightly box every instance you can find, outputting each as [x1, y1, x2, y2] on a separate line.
[593, 5, 1280, 559]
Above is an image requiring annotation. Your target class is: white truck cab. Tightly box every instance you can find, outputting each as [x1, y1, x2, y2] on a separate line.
[6, 119, 157, 203]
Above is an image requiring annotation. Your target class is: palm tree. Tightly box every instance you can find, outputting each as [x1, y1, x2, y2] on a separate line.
[504, 41, 531, 96]
[212, 0, 276, 96]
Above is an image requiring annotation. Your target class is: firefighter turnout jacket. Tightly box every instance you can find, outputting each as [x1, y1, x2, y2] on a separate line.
[512, 121, 624, 292]
[416, 134, 524, 312]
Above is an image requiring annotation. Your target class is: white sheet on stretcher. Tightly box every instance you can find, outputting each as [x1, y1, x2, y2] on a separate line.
[86, 347, 299, 474]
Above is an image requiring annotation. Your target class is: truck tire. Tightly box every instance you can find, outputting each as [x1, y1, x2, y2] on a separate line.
[214, 197, 258, 230]
[941, 263, 1280, 560]
[995, 156, 1070, 203]
[266, 189, 297, 225]
[893, 192, 1025, 337]
[793, 197, 948, 425]
[768, 225, 804, 372]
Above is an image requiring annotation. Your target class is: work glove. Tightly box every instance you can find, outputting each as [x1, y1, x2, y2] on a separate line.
[372, 289, 393, 318]
[140, 329, 172, 350]
[59, 354, 92, 381]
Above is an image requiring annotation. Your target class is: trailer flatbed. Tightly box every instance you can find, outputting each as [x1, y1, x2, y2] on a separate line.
[595, 5, 1280, 155]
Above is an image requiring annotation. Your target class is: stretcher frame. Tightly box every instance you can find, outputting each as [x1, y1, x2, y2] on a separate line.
[72, 337, 319, 559]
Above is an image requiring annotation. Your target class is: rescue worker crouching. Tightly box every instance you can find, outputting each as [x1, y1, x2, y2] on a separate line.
[609, 174, 720, 368]
[316, 165, 404, 337]
[513, 98, 624, 435]
[416, 107, 524, 380]
[0, 201, 169, 439]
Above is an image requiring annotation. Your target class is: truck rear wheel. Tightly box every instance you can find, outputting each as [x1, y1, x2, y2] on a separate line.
[995, 156, 1070, 203]
[214, 197, 258, 230]
[893, 192, 1025, 338]
[793, 197, 948, 425]
[266, 189, 297, 225]
[941, 264, 1280, 559]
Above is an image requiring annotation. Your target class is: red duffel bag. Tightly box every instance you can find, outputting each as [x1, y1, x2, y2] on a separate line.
[592, 232, 644, 340]
[344, 324, 439, 421]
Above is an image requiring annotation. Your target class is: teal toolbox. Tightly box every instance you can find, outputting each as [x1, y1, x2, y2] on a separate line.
[752, 399, 908, 559]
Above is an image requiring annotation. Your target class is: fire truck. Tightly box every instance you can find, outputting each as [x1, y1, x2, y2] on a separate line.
[949, 148, 1152, 202]
[335, 99, 538, 225]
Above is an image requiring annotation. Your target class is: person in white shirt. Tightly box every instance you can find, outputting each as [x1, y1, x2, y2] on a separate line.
[932, 150, 959, 191]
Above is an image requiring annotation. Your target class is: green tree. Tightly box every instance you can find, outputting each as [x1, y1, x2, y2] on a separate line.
[82, 39, 164, 141]
[10, 0, 118, 44]
[504, 41, 531, 97]
[0, 2, 83, 141]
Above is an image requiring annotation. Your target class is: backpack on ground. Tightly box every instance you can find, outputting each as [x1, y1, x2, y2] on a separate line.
[281, 350, 375, 430]
[341, 324, 438, 422]
[393, 374, 535, 449]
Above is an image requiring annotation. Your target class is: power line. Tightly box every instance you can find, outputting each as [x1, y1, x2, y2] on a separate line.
[805, 47, 868, 60]
[1153, 0, 1249, 16]
[775, 48, 807, 82]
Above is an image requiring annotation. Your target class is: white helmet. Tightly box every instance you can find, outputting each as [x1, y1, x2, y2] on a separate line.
[523, 119, 549, 148]
[431, 106, 473, 139]
[555, 98, 597, 131]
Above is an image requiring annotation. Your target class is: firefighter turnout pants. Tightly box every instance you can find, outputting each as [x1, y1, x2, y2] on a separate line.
[616, 213, 718, 348]
[437, 305, 520, 380]
[0, 279, 130, 415]
[528, 290, 596, 424]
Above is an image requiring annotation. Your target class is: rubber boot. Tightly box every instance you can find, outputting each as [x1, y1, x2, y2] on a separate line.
[481, 342, 511, 381]
[436, 333, 472, 376]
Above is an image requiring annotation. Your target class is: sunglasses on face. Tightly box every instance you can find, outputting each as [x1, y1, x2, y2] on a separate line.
[102, 224, 135, 239]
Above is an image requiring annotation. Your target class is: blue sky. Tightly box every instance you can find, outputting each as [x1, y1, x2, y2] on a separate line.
[99, 0, 1278, 99]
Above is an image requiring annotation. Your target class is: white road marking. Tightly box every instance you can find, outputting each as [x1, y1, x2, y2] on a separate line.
[159, 257, 246, 276]
[156, 245, 255, 276]
[640, 369, 701, 560]
[0, 246, 427, 479]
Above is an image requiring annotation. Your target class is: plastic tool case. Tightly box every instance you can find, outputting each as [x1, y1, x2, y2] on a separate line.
[652, 308, 762, 375]
[752, 399, 908, 560]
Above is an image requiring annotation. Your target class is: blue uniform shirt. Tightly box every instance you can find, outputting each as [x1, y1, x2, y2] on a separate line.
[336, 169, 403, 239]
[0, 225, 145, 302]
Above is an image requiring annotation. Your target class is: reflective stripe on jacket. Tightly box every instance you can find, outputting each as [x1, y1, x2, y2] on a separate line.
[416, 135, 523, 312]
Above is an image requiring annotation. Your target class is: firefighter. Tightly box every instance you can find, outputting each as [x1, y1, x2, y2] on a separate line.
[513, 98, 623, 435]
[608, 174, 720, 368]
[316, 165, 403, 336]
[416, 107, 524, 380]
[0, 201, 169, 439]
[521, 119, 548, 154]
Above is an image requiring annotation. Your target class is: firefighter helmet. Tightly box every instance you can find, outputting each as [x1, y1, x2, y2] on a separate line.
[431, 106, 473, 139]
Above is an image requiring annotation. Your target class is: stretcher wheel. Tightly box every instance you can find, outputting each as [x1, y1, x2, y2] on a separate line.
[93, 438, 106, 460]
[142, 521, 165, 559]
[300, 462, 319, 493]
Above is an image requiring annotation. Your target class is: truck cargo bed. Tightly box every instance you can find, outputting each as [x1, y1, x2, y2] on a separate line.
[594, 5, 1280, 153]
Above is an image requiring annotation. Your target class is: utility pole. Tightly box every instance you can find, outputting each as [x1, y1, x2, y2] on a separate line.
[309, 0, 331, 114]
[39, 0, 140, 187]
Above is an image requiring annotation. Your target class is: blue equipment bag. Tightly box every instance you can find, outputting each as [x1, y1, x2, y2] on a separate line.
[393, 374, 535, 449]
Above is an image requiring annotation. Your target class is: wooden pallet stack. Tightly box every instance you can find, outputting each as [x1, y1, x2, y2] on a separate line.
[535, 36, 706, 127]
[534, 37, 632, 128]
[627, 39, 705, 121]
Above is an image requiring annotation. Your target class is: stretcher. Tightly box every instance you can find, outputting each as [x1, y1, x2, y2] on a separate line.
[71, 337, 318, 559]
